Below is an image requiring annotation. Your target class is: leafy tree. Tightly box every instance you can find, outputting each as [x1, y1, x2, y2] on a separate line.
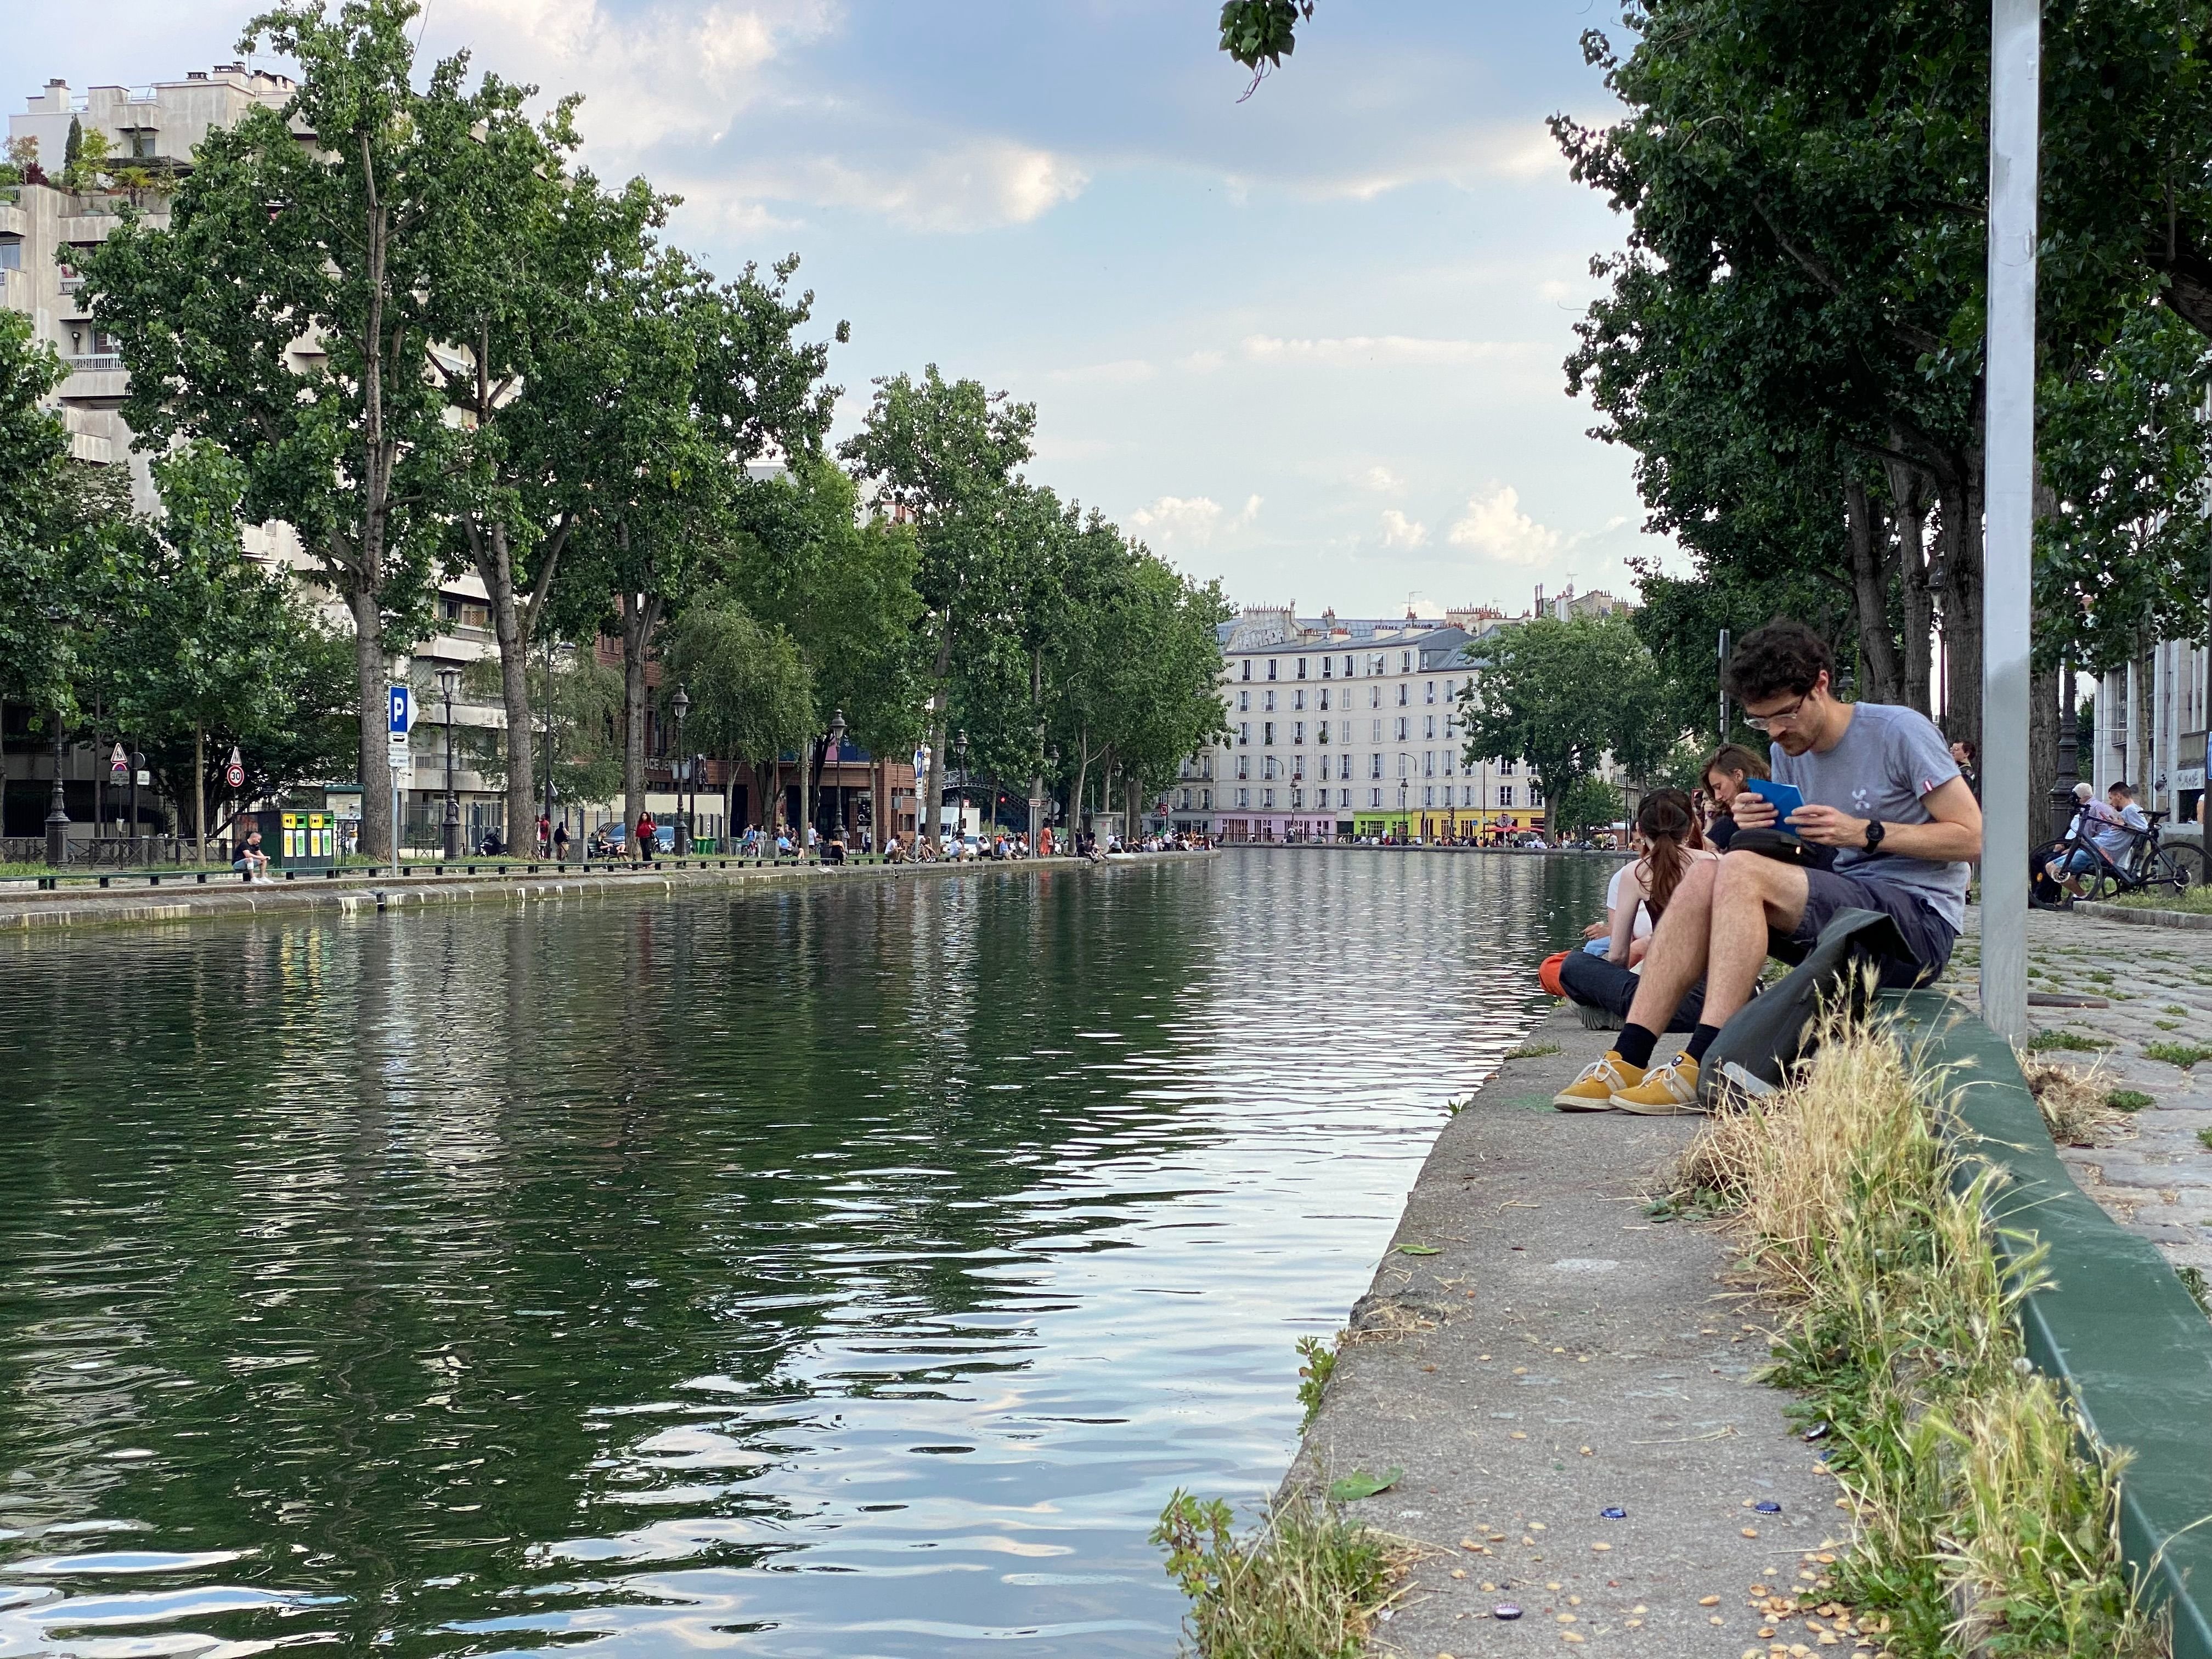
[662, 591, 814, 837]
[726, 457, 924, 840]
[0, 310, 78, 716]
[841, 365, 1036, 848]
[454, 645, 624, 821]
[85, 444, 348, 851]
[1553, 776, 1625, 839]
[80, 0, 519, 859]
[1457, 613, 1668, 837]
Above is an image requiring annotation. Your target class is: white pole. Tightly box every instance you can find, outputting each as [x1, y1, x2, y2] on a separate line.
[1981, 0, 2039, 1041]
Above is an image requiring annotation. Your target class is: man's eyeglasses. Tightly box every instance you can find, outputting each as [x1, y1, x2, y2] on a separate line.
[1744, 690, 1812, 733]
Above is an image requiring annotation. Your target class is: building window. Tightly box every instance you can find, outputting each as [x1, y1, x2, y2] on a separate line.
[1293, 721, 1306, 745]
[1178, 789, 1191, 809]
[1423, 786, 1434, 807]
[1500, 786, 1514, 808]
[1318, 688, 1330, 710]
[1242, 661, 1251, 680]
[1322, 656, 1333, 678]
[1425, 681, 1436, 703]
[1267, 659, 1278, 680]
[1263, 689, 1276, 712]
[1369, 753, 1383, 779]
[1423, 751, 1435, 776]
[0, 240, 19, 271]
[1500, 758, 1515, 775]
[1398, 754, 1409, 778]
[1369, 788, 1383, 808]
[1263, 755, 1278, 780]
[1238, 723, 1250, 747]
[1339, 788, 1351, 808]
[1237, 787, 1250, 808]
[1394, 717, 1407, 741]
[1401, 651, 1413, 672]
[1317, 722, 1329, 745]
[1293, 688, 1306, 711]
[1443, 678, 1455, 698]
[1396, 683, 1408, 706]
[1371, 718, 1382, 742]
[1345, 656, 1355, 679]
[1529, 784, 1544, 808]
[1369, 686, 1381, 708]
[1296, 657, 1307, 679]
[1237, 755, 1249, 779]
[1262, 788, 1276, 808]
[1442, 751, 1455, 776]
[1201, 789, 1212, 810]
[1290, 787, 1303, 808]
[1238, 689, 1250, 711]
[1424, 714, 1436, 740]
[1263, 721, 1275, 745]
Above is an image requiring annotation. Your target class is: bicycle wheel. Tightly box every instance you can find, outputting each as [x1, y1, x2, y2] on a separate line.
[2149, 845, 2203, 897]
[2078, 864, 2121, 903]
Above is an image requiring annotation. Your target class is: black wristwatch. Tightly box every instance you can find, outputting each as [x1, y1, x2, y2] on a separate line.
[1864, 819, 1886, 851]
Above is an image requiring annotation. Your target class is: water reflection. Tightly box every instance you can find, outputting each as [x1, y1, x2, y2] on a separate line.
[0, 851, 1603, 1655]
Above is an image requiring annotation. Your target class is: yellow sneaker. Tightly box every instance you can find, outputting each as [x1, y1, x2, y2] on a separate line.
[1552, 1051, 1644, 1111]
[1610, 1054, 1705, 1115]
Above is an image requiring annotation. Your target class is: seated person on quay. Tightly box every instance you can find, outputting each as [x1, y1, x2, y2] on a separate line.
[2044, 780, 2147, 898]
[1553, 787, 1717, 1035]
[1553, 619, 1983, 1116]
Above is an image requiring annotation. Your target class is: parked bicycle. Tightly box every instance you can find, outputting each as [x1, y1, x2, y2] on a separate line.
[2041, 808, 2204, 903]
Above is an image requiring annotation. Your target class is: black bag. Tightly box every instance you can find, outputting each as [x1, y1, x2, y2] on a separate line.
[1727, 826, 1838, 871]
[1698, 906, 1911, 1105]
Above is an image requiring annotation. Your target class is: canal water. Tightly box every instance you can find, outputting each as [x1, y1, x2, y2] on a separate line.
[0, 850, 1605, 1657]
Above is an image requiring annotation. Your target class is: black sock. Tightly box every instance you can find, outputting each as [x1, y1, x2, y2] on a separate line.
[1614, 1023, 1659, 1070]
[1684, 1023, 1723, 1064]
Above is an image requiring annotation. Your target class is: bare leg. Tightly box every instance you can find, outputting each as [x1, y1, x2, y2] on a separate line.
[1698, 852, 1810, 1028]
[1623, 860, 1717, 1031]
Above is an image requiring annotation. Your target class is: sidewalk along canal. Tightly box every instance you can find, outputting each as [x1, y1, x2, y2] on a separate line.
[1283, 1002, 1838, 1657]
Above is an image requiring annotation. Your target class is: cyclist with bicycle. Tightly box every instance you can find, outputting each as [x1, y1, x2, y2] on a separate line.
[2046, 780, 2148, 899]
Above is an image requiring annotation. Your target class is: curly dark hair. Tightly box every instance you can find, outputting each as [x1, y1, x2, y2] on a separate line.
[1725, 620, 1835, 704]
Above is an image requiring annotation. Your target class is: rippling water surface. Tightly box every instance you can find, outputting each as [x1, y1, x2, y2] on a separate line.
[0, 850, 1604, 1656]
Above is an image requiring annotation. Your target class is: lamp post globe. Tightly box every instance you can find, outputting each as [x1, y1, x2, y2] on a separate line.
[437, 665, 462, 859]
[826, 709, 848, 839]
[670, 683, 692, 854]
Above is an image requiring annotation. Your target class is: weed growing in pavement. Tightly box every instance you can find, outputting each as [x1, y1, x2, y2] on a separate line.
[1673, 1016, 2153, 1659]
[2019, 1058, 2129, 1147]
[2107, 1090, 2155, 1113]
[2198, 1127, 2212, 1153]
[1152, 1491, 1409, 1657]
[2024, 1029, 2112, 1053]
[1294, 1334, 1338, 1434]
[2145, 1040, 2212, 1069]
[1504, 1040, 1561, 1060]
[2179, 1267, 2212, 1320]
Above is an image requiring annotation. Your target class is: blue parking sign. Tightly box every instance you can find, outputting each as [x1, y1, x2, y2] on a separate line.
[390, 686, 411, 734]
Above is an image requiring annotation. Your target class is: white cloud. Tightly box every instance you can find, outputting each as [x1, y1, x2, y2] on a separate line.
[1242, 334, 1533, 367]
[1131, 493, 1260, 546]
[1233, 120, 1572, 203]
[1379, 509, 1429, 548]
[1180, 349, 1228, 374]
[712, 138, 1088, 232]
[432, 0, 834, 157]
[1447, 486, 1561, 566]
[1359, 465, 1406, 493]
[1049, 358, 1157, 386]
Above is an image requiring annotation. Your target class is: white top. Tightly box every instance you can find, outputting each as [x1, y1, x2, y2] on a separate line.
[1607, 848, 1722, 962]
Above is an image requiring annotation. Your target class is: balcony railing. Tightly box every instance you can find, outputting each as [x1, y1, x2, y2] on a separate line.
[65, 354, 124, 374]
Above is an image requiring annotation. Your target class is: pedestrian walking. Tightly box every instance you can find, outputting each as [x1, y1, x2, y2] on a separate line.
[553, 821, 569, 861]
[636, 810, 656, 862]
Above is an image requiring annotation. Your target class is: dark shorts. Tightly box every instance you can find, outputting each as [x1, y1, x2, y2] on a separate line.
[1774, 866, 1957, 989]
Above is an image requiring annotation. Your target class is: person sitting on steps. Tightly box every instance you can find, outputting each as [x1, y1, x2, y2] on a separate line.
[1700, 742, 1769, 851]
[1553, 619, 1982, 1115]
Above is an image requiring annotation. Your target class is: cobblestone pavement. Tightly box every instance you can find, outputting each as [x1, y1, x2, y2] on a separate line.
[1942, 909, 2212, 1281]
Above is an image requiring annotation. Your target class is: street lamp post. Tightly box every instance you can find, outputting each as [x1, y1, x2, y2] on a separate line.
[437, 665, 462, 859]
[826, 709, 848, 841]
[1398, 779, 1408, 843]
[670, 683, 691, 855]
[952, 730, 969, 845]
[44, 708, 70, 867]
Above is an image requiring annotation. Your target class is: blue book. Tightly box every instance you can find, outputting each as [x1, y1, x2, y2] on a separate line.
[1742, 777, 1806, 837]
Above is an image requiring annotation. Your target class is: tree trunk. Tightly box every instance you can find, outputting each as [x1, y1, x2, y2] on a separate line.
[1069, 733, 1092, 843]
[1844, 472, 1902, 704]
[193, 722, 206, 864]
[347, 588, 393, 860]
[1884, 452, 1933, 718]
[1028, 648, 1045, 854]
[1932, 460, 1984, 752]
[872, 755, 886, 856]
[617, 588, 659, 860]
[476, 524, 535, 855]
[2136, 633, 2155, 796]
[799, 732, 815, 860]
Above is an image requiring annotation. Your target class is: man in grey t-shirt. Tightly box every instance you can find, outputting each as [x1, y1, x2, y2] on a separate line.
[1550, 620, 1983, 1118]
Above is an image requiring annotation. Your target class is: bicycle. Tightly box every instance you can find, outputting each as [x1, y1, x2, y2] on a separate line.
[2052, 809, 2205, 902]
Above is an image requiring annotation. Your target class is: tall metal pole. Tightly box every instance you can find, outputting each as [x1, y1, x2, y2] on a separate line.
[1981, 0, 2039, 1041]
[543, 635, 556, 852]
[1718, 627, 1732, 740]
[44, 710, 70, 867]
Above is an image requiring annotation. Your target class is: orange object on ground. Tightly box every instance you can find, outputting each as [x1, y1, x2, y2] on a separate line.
[1538, 950, 1570, 998]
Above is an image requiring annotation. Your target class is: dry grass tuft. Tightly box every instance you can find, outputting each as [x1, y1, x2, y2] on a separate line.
[2019, 1056, 2131, 1147]
[1671, 1012, 2155, 1659]
[1152, 1491, 1414, 1657]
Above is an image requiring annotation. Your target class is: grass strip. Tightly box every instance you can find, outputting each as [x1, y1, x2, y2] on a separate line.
[1674, 1015, 2159, 1659]
[1152, 1491, 1412, 1658]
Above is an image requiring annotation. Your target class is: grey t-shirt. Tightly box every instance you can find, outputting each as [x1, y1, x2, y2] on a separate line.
[1771, 702, 1971, 931]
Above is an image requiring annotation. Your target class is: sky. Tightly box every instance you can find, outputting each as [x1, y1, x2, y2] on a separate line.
[6, 0, 1680, 619]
